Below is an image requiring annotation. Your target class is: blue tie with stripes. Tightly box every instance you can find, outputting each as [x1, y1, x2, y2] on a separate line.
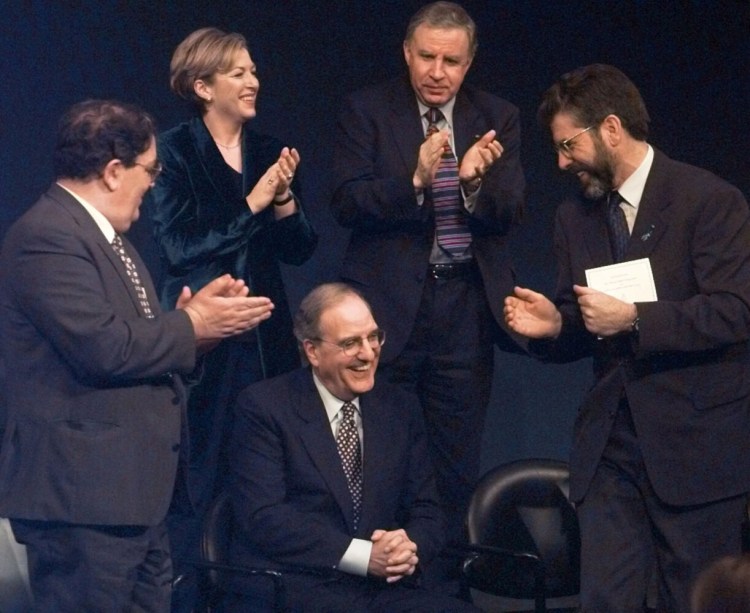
[426, 107, 471, 257]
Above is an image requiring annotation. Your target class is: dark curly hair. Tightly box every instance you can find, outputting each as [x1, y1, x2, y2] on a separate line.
[53, 99, 156, 180]
[538, 64, 649, 140]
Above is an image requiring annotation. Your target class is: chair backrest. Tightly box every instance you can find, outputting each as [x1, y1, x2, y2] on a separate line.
[199, 491, 288, 612]
[201, 490, 234, 590]
[465, 458, 580, 600]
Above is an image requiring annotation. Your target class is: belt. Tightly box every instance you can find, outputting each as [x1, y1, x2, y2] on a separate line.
[428, 261, 475, 280]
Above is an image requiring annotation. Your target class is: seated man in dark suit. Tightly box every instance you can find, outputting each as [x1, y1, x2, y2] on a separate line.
[224, 283, 479, 612]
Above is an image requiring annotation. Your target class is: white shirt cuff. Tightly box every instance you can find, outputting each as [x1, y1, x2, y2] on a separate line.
[461, 184, 479, 213]
[337, 538, 372, 576]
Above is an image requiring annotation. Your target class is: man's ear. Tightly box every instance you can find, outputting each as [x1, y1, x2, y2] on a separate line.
[100, 159, 122, 192]
[303, 339, 319, 367]
[403, 39, 412, 66]
[600, 114, 624, 147]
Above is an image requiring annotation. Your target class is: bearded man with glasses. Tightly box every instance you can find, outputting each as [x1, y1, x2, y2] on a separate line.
[505, 64, 750, 613]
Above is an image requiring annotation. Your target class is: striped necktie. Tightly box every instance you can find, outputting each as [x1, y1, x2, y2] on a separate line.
[426, 107, 472, 257]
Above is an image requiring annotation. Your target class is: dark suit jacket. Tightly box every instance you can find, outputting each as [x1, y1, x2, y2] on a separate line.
[149, 117, 317, 377]
[0, 184, 196, 526]
[227, 367, 445, 591]
[331, 77, 526, 360]
[534, 149, 750, 506]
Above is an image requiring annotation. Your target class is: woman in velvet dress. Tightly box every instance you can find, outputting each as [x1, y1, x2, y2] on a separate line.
[148, 27, 317, 598]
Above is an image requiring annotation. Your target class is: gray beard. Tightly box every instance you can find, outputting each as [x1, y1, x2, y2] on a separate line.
[582, 175, 610, 200]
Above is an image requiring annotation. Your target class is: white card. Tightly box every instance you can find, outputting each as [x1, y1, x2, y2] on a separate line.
[585, 258, 658, 303]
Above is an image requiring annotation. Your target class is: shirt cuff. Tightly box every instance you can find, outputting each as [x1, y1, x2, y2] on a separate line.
[337, 538, 372, 576]
[461, 183, 480, 213]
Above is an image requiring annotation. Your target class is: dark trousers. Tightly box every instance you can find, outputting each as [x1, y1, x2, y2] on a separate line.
[380, 264, 494, 583]
[577, 398, 746, 613]
[11, 518, 172, 613]
[222, 573, 481, 613]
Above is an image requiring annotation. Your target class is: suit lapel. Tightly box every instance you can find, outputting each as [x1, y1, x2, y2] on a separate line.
[189, 117, 242, 207]
[359, 391, 388, 530]
[452, 90, 485, 157]
[48, 185, 147, 315]
[388, 78, 427, 172]
[625, 150, 671, 262]
[293, 371, 358, 531]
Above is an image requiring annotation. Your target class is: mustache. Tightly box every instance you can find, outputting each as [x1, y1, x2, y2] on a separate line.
[567, 161, 594, 175]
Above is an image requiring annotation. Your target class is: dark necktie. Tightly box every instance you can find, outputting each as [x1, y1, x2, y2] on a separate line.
[336, 401, 362, 530]
[607, 191, 629, 263]
[425, 107, 472, 258]
[111, 234, 154, 318]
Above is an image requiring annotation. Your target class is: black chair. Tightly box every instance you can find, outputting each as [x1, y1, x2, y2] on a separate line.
[461, 458, 580, 612]
[197, 490, 287, 612]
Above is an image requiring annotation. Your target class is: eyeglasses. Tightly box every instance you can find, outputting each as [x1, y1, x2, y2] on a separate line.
[554, 125, 594, 158]
[133, 160, 163, 181]
[312, 329, 386, 357]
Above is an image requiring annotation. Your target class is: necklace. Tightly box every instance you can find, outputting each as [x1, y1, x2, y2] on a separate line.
[215, 140, 241, 150]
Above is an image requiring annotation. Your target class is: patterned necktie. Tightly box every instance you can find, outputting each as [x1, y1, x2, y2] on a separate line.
[336, 401, 362, 530]
[425, 107, 472, 257]
[111, 234, 154, 318]
[607, 191, 630, 263]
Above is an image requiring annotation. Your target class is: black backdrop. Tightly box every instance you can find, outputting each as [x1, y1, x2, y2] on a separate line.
[2, 1, 748, 472]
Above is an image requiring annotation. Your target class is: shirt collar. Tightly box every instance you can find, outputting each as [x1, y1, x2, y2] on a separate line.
[617, 144, 654, 209]
[312, 372, 361, 424]
[56, 182, 116, 243]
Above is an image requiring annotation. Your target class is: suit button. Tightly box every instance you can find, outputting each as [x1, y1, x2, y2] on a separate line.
[172, 443, 180, 452]
[172, 396, 180, 405]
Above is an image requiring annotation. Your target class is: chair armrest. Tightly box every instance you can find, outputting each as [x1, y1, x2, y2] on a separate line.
[447, 543, 540, 564]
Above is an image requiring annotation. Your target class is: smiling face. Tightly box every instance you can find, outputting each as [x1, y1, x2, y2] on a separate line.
[551, 112, 615, 200]
[403, 24, 472, 107]
[303, 293, 380, 401]
[200, 48, 259, 124]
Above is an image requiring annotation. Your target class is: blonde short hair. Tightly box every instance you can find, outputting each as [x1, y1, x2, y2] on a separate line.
[169, 27, 248, 108]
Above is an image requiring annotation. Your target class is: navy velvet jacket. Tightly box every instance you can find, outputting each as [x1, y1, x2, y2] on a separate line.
[148, 117, 317, 377]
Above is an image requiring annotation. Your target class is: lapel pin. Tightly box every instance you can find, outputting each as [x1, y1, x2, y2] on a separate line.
[641, 224, 655, 241]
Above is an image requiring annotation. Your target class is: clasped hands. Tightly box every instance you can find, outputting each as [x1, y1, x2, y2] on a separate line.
[246, 146, 300, 213]
[177, 274, 274, 350]
[368, 528, 419, 583]
[504, 285, 637, 339]
[413, 128, 502, 191]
